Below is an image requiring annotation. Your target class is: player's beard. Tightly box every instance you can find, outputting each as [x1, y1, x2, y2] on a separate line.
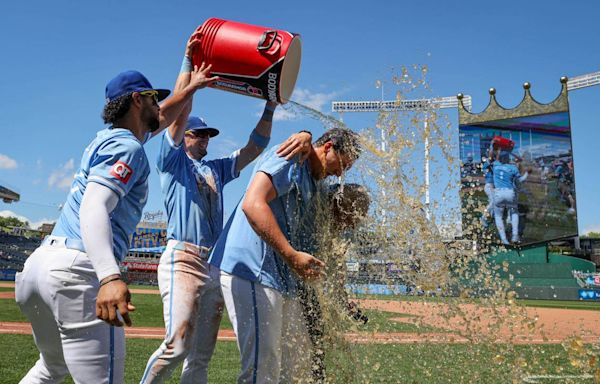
[143, 107, 160, 133]
[146, 115, 160, 133]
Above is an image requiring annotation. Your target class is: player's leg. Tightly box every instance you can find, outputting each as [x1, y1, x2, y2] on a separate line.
[16, 247, 69, 383]
[296, 284, 325, 383]
[493, 190, 510, 244]
[280, 295, 313, 383]
[180, 263, 225, 384]
[53, 251, 126, 384]
[140, 243, 208, 383]
[221, 271, 283, 384]
[483, 183, 495, 226]
[507, 190, 519, 242]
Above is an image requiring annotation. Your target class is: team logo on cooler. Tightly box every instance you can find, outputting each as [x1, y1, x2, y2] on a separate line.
[110, 161, 133, 183]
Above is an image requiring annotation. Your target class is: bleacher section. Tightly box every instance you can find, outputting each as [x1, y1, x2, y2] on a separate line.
[0, 233, 41, 279]
[487, 246, 596, 300]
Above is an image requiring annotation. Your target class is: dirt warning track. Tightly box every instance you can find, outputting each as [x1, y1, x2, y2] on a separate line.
[2, 283, 599, 344]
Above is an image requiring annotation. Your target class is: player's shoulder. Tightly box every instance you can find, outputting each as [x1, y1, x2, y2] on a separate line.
[97, 128, 145, 153]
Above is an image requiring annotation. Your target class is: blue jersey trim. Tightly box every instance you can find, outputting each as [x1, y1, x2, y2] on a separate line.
[88, 176, 127, 198]
[252, 282, 259, 384]
[108, 326, 114, 384]
[167, 247, 176, 337]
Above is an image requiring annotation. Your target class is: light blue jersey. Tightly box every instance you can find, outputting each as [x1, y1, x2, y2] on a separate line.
[53, 127, 150, 261]
[209, 145, 317, 294]
[157, 131, 239, 247]
[492, 161, 521, 190]
[483, 161, 494, 184]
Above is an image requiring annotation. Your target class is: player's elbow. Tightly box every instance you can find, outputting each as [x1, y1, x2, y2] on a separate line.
[242, 194, 267, 223]
[241, 197, 258, 218]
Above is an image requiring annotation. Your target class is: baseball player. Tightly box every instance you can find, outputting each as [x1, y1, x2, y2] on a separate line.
[209, 127, 362, 383]
[140, 33, 313, 384]
[481, 145, 495, 228]
[298, 182, 371, 383]
[492, 150, 529, 245]
[14, 67, 208, 383]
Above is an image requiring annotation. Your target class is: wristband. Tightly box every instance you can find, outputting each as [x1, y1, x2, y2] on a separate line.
[100, 275, 121, 287]
[250, 130, 270, 149]
[180, 56, 193, 73]
[265, 104, 277, 112]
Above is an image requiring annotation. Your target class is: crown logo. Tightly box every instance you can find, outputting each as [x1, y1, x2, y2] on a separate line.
[457, 77, 569, 125]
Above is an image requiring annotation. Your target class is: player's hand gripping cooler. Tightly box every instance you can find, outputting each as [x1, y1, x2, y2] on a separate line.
[191, 18, 302, 104]
[491, 136, 515, 151]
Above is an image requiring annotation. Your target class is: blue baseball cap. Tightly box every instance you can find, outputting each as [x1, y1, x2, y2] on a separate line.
[186, 116, 220, 137]
[105, 70, 170, 103]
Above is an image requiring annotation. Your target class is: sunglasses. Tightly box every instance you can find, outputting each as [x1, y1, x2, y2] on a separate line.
[139, 90, 159, 104]
[186, 130, 210, 138]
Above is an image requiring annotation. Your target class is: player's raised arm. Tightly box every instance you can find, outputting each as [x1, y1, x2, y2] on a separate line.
[155, 32, 219, 132]
[234, 102, 277, 172]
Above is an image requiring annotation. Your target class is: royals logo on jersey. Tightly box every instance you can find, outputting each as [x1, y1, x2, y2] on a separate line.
[111, 161, 133, 184]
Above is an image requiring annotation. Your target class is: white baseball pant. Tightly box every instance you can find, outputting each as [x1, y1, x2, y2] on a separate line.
[140, 240, 223, 384]
[493, 188, 519, 244]
[220, 271, 312, 384]
[15, 238, 124, 384]
[484, 182, 495, 217]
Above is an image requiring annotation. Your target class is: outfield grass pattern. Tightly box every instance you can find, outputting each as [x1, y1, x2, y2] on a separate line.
[2, 285, 600, 382]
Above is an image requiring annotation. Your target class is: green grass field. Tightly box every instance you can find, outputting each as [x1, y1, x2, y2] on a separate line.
[2, 285, 600, 382]
[1, 333, 598, 383]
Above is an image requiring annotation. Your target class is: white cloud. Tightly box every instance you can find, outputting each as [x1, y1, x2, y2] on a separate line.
[583, 224, 600, 235]
[0, 210, 56, 229]
[256, 88, 340, 122]
[48, 159, 75, 190]
[213, 137, 242, 158]
[29, 218, 56, 230]
[0, 154, 18, 169]
[0, 210, 30, 225]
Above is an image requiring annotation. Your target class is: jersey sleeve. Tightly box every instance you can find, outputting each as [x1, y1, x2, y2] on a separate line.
[257, 153, 297, 197]
[207, 150, 241, 187]
[156, 130, 183, 172]
[88, 138, 147, 198]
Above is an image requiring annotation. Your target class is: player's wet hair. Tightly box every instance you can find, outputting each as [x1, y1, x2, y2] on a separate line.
[102, 92, 133, 124]
[327, 183, 370, 229]
[314, 128, 362, 162]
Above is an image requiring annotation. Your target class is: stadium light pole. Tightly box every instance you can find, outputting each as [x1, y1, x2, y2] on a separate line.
[331, 95, 473, 221]
[332, 70, 600, 239]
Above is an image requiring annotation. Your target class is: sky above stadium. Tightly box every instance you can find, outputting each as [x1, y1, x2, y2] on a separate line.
[1, 1, 599, 235]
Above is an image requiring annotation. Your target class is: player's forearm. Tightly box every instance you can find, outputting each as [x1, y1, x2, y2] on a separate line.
[236, 103, 276, 171]
[80, 183, 121, 281]
[242, 198, 296, 261]
[158, 85, 197, 129]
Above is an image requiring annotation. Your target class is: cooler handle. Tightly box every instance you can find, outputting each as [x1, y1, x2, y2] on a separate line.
[258, 30, 278, 51]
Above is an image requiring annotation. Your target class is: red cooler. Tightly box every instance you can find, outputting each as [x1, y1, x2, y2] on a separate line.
[492, 136, 515, 151]
[191, 18, 302, 104]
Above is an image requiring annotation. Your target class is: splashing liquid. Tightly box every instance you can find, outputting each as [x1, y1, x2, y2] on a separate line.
[277, 66, 593, 383]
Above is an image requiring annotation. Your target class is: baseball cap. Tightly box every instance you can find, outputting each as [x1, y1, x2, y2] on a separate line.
[186, 116, 220, 137]
[105, 70, 170, 103]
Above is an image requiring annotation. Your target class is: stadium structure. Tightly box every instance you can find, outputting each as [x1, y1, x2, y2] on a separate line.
[0, 183, 19, 203]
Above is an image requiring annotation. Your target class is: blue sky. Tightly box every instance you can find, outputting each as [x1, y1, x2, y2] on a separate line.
[1, 1, 599, 234]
